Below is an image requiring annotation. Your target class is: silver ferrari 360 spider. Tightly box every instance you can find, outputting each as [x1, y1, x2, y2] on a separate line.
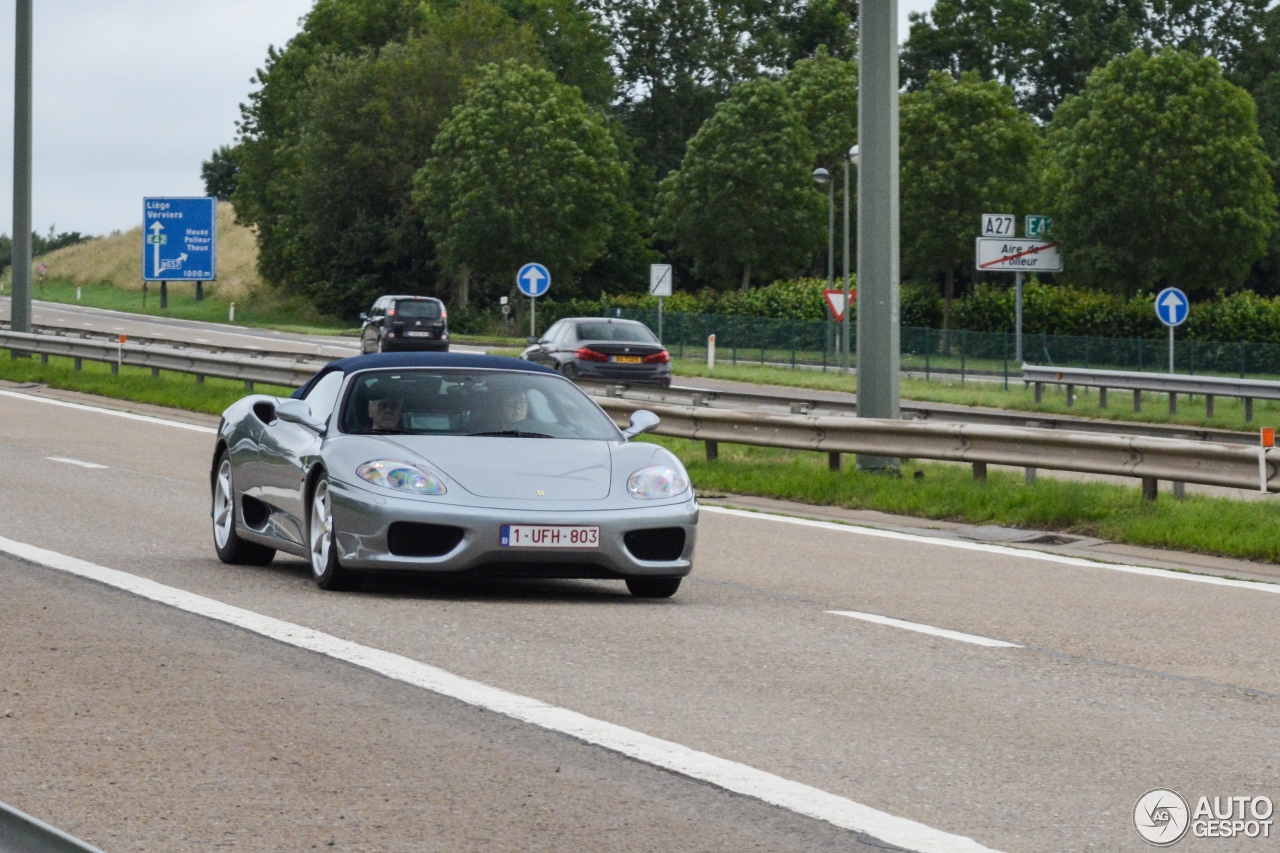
[210, 352, 697, 596]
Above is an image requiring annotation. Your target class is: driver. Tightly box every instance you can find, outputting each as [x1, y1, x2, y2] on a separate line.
[367, 386, 404, 431]
[492, 384, 540, 431]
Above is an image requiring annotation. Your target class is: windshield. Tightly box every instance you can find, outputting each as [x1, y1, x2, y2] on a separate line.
[339, 369, 620, 440]
[576, 323, 657, 343]
[394, 299, 442, 319]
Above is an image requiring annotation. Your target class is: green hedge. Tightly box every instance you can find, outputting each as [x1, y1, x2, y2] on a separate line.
[448, 277, 1280, 343]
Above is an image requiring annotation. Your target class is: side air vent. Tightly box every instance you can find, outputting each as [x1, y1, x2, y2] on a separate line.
[624, 528, 686, 562]
[240, 495, 270, 529]
[387, 522, 465, 557]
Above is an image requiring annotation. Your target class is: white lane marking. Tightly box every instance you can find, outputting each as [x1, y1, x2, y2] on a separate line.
[0, 536, 998, 853]
[703, 505, 1280, 596]
[827, 611, 1022, 648]
[45, 456, 109, 469]
[0, 390, 217, 435]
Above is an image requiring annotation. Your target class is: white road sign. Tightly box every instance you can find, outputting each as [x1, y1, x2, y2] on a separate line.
[649, 263, 673, 297]
[975, 238, 1063, 272]
[981, 213, 1015, 237]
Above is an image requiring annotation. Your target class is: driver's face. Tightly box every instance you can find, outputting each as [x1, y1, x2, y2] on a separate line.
[502, 391, 528, 423]
[368, 398, 403, 430]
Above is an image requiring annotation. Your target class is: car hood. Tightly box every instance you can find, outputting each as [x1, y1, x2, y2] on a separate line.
[381, 436, 613, 500]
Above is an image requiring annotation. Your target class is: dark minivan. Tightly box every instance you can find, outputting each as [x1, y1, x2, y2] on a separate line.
[521, 317, 671, 386]
[360, 296, 450, 353]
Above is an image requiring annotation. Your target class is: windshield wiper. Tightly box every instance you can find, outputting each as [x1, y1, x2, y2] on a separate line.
[465, 430, 555, 438]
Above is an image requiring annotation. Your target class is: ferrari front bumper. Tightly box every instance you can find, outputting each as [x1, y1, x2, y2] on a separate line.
[327, 478, 698, 578]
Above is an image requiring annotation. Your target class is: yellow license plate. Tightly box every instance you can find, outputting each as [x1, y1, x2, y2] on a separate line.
[612, 355, 642, 364]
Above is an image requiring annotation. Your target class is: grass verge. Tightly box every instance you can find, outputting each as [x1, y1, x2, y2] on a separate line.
[10, 279, 355, 337]
[672, 361, 1270, 433]
[643, 435, 1280, 565]
[0, 352, 294, 415]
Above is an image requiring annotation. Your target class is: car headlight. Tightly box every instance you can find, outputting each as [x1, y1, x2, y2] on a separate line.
[356, 460, 446, 495]
[627, 465, 689, 499]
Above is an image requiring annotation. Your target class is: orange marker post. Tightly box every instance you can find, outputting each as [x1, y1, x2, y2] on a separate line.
[117, 335, 126, 373]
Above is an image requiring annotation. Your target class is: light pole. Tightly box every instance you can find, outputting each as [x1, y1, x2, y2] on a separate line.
[813, 167, 834, 362]
[11, 0, 32, 334]
[843, 145, 858, 372]
[856, 0, 900, 472]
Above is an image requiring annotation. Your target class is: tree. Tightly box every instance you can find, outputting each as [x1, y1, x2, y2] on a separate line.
[900, 71, 1042, 337]
[1045, 49, 1277, 299]
[266, 1, 541, 316]
[656, 78, 822, 291]
[902, 0, 1279, 121]
[783, 46, 857, 172]
[414, 63, 631, 303]
[201, 145, 241, 202]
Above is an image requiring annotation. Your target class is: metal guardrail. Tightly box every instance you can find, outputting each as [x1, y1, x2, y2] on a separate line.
[578, 380, 1254, 446]
[1022, 364, 1280, 421]
[594, 398, 1280, 495]
[0, 321, 353, 362]
[0, 329, 325, 388]
[0, 799, 107, 853]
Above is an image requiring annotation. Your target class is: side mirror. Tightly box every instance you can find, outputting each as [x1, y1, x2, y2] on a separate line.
[621, 409, 660, 440]
[527, 336, 539, 345]
[359, 312, 368, 321]
[276, 398, 327, 434]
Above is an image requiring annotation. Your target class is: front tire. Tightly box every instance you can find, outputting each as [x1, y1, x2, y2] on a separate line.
[212, 453, 276, 566]
[626, 577, 681, 598]
[309, 476, 363, 591]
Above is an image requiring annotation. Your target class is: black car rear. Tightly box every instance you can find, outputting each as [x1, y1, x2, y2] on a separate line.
[361, 296, 450, 353]
[521, 318, 672, 386]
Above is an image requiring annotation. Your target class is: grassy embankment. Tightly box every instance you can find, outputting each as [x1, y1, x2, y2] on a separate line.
[1, 203, 352, 336]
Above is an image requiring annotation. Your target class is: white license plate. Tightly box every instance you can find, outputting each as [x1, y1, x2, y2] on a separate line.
[500, 525, 600, 549]
[405, 330, 432, 338]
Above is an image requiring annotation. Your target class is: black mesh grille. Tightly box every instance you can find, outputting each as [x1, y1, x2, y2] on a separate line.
[387, 522, 465, 557]
[624, 528, 686, 562]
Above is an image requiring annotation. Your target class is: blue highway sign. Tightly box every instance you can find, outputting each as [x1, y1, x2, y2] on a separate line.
[143, 197, 216, 281]
[516, 262, 551, 298]
[1155, 287, 1189, 327]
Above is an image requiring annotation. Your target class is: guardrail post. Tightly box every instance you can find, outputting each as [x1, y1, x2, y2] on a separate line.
[1099, 387, 1107, 408]
[705, 440, 718, 461]
[196, 374, 204, 385]
[1245, 397, 1254, 422]
[110, 361, 118, 375]
[829, 452, 841, 472]
[972, 461, 987, 481]
[1066, 384, 1074, 407]
[1034, 382, 1042, 403]
[73, 357, 81, 371]
[39, 352, 47, 365]
[1205, 394, 1214, 418]
[244, 381, 254, 392]
[1142, 477, 1158, 501]
[151, 367, 160, 378]
[1168, 392, 1177, 415]
[1172, 481, 1185, 500]
[1133, 389, 1142, 413]
[1024, 467, 1036, 484]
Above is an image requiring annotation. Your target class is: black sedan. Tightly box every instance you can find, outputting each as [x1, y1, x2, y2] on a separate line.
[521, 318, 672, 386]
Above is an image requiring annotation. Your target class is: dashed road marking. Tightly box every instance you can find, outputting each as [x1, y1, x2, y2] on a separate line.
[827, 611, 1022, 648]
[45, 456, 108, 469]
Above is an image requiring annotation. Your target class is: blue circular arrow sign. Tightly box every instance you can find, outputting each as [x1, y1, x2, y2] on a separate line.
[516, 262, 551, 298]
[1154, 287, 1189, 327]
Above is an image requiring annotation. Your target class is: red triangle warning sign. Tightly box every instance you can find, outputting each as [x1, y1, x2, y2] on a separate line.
[823, 289, 855, 321]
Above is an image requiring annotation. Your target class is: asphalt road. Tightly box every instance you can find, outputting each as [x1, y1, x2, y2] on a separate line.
[2, 387, 1280, 852]
[0, 297, 485, 358]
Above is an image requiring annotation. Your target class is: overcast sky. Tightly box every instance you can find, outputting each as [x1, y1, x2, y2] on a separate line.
[0, 0, 936, 238]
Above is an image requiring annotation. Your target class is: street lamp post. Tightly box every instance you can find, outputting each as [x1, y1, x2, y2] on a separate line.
[11, 0, 32, 334]
[813, 167, 834, 362]
[843, 146, 858, 372]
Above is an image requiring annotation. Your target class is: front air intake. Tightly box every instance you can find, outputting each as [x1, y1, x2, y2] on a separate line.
[387, 522, 465, 557]
[624, 528, 686, 562]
